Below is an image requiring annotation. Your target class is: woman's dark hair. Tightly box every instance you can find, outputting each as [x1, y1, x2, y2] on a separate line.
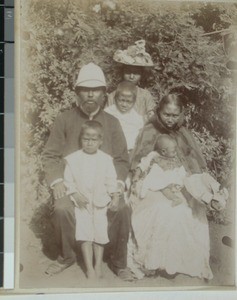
[122, 65, 153, 87]
[157, 94, 185, 114]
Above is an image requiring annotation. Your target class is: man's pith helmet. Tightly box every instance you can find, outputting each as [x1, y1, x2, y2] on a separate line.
[75, 62, 106, 88]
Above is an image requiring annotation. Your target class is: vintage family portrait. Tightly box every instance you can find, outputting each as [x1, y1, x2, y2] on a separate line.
[17, 0, 236, 291]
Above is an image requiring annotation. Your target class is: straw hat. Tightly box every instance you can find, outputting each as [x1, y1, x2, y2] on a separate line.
[113, 40, 154, 67]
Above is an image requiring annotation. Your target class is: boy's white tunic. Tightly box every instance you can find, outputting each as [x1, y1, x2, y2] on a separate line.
[104, 104, 143, 151]
[64, 149, 117, 244]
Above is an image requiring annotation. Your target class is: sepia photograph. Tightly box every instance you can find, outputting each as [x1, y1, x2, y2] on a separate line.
[16, 0, 236, 291]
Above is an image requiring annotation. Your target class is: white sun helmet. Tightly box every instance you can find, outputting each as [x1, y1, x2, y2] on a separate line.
[75, 62, 106, 88]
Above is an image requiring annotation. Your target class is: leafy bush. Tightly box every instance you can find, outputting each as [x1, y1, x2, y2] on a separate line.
[20, 0, 236, 223]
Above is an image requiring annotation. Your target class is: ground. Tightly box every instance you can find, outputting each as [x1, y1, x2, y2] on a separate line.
[19, 197, 235, 291]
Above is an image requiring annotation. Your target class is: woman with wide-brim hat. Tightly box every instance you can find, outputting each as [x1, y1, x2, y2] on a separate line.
[107, 40, 156, 121]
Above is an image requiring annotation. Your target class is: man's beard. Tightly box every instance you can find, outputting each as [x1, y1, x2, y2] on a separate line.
[80, 101, 100, 115]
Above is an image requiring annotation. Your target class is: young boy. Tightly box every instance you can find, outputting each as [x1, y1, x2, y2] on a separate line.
[63, 120, 119, 279]
[105, 81, 144, 156]
[131, 134, 228, 210]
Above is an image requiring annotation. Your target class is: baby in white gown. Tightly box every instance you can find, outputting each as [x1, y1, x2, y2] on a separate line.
[132, 134, 228, 211]
[127, 134, 228, 279]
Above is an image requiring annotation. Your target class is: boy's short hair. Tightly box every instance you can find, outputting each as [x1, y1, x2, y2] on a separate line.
[114, 81, 137, 101]
[154, 134, 176, 153]
[80, 120, 104, 139]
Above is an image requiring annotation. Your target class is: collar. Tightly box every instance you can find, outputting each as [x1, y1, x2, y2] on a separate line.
[78, 104, 101, 120]
[152, 152, 182, 170]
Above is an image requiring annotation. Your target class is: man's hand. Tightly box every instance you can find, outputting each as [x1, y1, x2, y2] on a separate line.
[52, 182, 67, 200]
[71, 192, 89, 209]
[108, 193, 120, 212]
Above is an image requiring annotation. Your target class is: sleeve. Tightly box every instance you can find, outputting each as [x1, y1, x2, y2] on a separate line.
[202, 173, 220, 193]
[201, 192, 214, 204]
[105, 157, 118, 194]
[172, 166, 187, 186]
[63, 161, 78, 195]
[138, 152, 157, 172]
[200, 173, 220, 204]
[144, 166, 174, 190]
[145, 90, 156, 113]
[180, 127, 207, 173]
[140, 165, 170, 198]
[110, 118, 130, 182]
[183, 173, 213, 204]
[130, 124, 159, 171]
[50, 178, 64, 188]
[42, 114, 67, 186]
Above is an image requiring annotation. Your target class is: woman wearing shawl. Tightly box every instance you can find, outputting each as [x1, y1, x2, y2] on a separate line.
[128, 94, 214, 280]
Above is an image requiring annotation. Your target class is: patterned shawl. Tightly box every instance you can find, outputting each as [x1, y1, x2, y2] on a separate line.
[130, 115, 208, 222]
[131, 114, 207, 174]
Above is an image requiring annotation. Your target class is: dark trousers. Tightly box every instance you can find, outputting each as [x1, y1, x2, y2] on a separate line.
[106, 200, 131, 271]
[52, 195, 76, 265]
[52, 195, 131, 270]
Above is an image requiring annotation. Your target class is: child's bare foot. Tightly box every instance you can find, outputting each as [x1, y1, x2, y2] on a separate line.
[140, 266, 156, 277]
[86, 268, 96, 280]
[95, 265, 103, 279]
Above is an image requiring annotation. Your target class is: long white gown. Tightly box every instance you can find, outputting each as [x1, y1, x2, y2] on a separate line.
[129, 191, 213, 279]
[128, 153, 213, 280]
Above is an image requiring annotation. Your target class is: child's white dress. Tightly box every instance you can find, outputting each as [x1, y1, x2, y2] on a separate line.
[128, 152, 213, 279]
[64, 149, 117, 244]
[104, 104, 143, 151]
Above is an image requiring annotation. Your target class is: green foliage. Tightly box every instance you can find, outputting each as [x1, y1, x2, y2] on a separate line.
[191, 128, 234, 185]
[192, 2, 237, 34]
[21, 0, 236, 223]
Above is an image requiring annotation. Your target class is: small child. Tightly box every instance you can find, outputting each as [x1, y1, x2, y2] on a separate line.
[107, 40, 156, 121]
[131, 134, 228, 210]
[63, 120, 119, 279]
[105, 81, 144, 156]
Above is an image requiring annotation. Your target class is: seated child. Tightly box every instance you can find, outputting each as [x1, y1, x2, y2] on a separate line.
[104, 81, 144, 155]
[63, 120, 119, 279]
[131, 134, 228, 210]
